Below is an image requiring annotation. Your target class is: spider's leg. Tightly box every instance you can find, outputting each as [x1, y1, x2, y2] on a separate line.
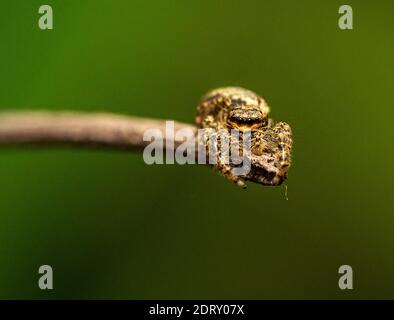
[204, 127, 246, 188]
[272, 122, 293, 183]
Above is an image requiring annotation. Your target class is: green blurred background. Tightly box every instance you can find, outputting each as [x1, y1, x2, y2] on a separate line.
[0, 0, 393, 299]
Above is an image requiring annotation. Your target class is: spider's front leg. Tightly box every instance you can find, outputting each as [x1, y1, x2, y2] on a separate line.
[201, 127, 247, 188]
[272, 121, 293, 183]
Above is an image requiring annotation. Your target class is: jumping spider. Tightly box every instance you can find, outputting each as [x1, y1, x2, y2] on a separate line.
[196, 87, 292, 188]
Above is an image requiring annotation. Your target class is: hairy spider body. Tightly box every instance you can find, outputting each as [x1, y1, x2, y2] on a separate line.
[196, 87, 292, 188]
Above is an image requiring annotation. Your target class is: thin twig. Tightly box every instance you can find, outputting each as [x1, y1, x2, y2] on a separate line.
[0, 111, 195, 150]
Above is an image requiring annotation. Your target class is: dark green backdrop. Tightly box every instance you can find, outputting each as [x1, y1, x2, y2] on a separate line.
[0, 0, 393, 299]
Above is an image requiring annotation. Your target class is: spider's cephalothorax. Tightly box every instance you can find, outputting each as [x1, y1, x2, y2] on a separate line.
[196, 87, 292, 188]
[196, 87, 270, 131]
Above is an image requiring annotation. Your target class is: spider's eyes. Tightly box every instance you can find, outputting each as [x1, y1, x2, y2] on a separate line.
[230, 115, 262, 126]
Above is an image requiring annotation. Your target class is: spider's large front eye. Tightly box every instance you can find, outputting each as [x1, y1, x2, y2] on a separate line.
[246, 118, 254, 125]
[230, 115, 242, 124]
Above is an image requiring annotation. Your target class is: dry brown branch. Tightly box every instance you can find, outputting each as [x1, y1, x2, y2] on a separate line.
[0, 111, 195, 150]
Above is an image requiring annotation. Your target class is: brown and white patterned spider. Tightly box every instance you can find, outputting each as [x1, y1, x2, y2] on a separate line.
[196, 87, 292, 188]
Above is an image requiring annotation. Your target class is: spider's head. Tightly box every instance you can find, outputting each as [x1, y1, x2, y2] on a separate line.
[228, 108, 269, 131]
